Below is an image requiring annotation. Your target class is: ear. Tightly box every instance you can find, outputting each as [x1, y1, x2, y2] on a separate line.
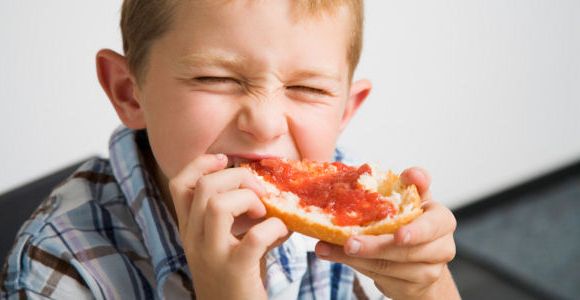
[339, 79, 372, 131]
[96, 49, 145, 129]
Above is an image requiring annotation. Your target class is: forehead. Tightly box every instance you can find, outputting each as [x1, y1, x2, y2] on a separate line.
[173, 0, 353, 24]
[152, 0, 352, 78]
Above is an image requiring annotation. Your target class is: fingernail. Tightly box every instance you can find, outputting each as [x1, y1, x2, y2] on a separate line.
[347, 239, 361, 255]
[215, 153, 227, 161]
[403, 231, 411, 245]
[317, 243, 330, 257]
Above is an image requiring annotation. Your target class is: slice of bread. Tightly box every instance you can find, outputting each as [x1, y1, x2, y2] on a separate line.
[244, 159, 423, 245]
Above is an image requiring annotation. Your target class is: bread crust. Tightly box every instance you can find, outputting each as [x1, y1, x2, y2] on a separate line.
[246, 161, 423, 245]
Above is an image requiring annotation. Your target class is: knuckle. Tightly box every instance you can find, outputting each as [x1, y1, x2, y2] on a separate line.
[195, 176, 212, 195]
[422, 265, 442, 284]
[449, 213, 458, 232]
[426, 264, 443, 283]
[445, 241, 457, 262]
[375, 259, 392, 272]
[196, 175, 209, 189]
[245, 229, 266, 246]
[206, 196, 226, 215]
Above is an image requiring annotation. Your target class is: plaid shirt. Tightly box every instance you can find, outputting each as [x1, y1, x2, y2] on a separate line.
[1, 126, 379, 299]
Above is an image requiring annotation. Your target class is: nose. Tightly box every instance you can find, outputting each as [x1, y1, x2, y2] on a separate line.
[237, 100, 288, 143]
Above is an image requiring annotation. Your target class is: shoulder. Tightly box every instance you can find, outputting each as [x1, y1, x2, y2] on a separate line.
[0, 232, 94, 299]
[15, 157, 138, 236]
[1, 158, 146, 299]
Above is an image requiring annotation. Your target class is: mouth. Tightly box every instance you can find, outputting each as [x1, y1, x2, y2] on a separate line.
[225, 154, 280, 168]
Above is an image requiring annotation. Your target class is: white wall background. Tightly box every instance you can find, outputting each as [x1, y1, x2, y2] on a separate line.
[1, 1, 579, 209]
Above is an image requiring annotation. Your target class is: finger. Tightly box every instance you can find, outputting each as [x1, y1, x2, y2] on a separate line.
[267, 231, 293, 250]
[394, 201, 457, 246]
[194, 167, 266, 203]
[317, 246, 445, 284]
[343, 234, 395, 256]
[204, 189, 266, 251]
[236, 218, 288, 264]
[400, 167, 431, 198]
[189, 167, 267, 236]
[169, 153, 228, 232]
[355, 269, 432, 299]
[345, 234, 456, 263]
[315, 241, 344, 259]
[360, 261, 444, 285]
[231, 214, 265, 238]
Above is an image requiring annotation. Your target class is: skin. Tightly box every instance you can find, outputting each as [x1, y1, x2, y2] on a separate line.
[95, 0, 459, 299]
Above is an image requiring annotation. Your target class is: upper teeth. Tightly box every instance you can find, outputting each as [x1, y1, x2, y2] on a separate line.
[228, 156, 251, 168]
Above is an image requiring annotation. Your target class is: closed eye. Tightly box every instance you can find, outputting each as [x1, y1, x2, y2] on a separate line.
[287, 85, 329, 96]
[194, 76, 240, 84]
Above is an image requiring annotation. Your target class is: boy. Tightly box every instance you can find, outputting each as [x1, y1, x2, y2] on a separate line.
[1, 0, 459, 299]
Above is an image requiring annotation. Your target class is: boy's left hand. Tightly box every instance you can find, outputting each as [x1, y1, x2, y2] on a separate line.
[315, 168, 459, 299]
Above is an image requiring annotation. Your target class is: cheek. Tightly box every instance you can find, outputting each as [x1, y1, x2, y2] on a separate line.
[289, 105, 343, 161]
[144, 93, 235, 178]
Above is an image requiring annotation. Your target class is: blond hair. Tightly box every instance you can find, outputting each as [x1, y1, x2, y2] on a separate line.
[121, 0, 364, 85]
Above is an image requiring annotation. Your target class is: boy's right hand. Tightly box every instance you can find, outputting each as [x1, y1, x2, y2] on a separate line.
[168, 154, 289, 300]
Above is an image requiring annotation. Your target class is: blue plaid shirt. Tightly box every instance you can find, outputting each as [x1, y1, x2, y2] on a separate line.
[1, 126, 376, 299]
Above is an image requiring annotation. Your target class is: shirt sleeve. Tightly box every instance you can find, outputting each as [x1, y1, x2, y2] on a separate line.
[1, 234, 93, 300]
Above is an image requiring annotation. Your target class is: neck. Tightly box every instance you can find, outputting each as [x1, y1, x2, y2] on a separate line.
[137, 130, 178, 223]
[153, 163, 177, 223]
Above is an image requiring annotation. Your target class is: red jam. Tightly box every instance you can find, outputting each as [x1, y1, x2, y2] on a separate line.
[249, 158, 396, 226]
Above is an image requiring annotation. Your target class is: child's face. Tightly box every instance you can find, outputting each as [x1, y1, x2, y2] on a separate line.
[132, 0, 369, 179]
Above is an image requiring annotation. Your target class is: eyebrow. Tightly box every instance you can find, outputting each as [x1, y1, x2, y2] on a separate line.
[176, 51, 342, 82]
[287, 69, 342, 83]
[177, 51, 248, 70]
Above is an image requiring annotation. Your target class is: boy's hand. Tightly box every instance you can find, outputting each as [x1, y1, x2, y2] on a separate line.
[315, 168, 460, 300]
[169, 154, 289, 300]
